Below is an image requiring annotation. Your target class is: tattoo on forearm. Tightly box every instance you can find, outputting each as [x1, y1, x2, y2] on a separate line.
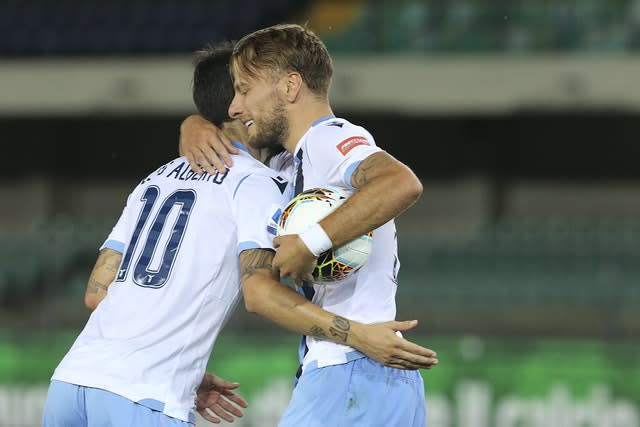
[351, 153, 393, 188]
[104, 260, 118, 273]
[351, 165, 369, 187]
[329, 316, 350, 342]
[240, 249, 276, 281]
[309, 325, 326, 338]
[96, 249, 121, 273]
[87, 279, 108, 295]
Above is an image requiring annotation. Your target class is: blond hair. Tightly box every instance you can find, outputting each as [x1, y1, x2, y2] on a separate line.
[231, 24, 333, 98]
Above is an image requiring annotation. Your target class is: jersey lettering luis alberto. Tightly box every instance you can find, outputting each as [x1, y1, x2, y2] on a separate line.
[293, 116, 401, 370]
[51, 145, 289, 423]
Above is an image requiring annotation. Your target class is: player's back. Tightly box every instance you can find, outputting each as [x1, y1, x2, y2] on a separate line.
[51, 149, 288, 422]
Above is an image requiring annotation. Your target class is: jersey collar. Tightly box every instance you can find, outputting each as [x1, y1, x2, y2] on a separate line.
[311, 114, 336, 127]
[293, 115, 337, 163]
[231, 140, 250, 153]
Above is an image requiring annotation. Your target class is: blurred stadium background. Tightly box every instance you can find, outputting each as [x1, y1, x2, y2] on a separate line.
[1, 1, 639, 426]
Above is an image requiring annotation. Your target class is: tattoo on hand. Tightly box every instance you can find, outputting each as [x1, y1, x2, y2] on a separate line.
[329, 315, 350, 342]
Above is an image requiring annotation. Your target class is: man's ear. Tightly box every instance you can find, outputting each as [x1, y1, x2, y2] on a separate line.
[283, 72, 303, 102]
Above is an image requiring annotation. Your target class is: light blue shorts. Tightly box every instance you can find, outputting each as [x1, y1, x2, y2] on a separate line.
[278, 356, 427, 427]
[42, 380, 193, 427]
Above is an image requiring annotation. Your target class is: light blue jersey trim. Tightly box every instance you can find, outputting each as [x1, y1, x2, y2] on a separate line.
[233, 174, 252, 199]
[101, 239, 125, 254]
[343, 161, 361, 189]
[237, 241, 262, 255]
[231, 140, 250, 153]
[311, 115, 335, 127]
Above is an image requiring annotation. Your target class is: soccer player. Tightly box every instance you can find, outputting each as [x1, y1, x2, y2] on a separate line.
[190, 43, 436, 373]
[43, 42, 436, 427]
[180, 48, 437, 372]
[180, 27, 432, 426]
[226, 24, 428, 427]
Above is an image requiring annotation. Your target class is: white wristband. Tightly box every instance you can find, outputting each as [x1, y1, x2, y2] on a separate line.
[299, 223, 333, 257]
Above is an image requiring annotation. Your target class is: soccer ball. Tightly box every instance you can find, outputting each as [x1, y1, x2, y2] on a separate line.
[277, 187, 373, 282]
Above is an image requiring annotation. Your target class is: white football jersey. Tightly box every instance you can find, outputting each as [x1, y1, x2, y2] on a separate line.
[293, 116, 400, 369]
[51, 144, 289, 423]
[268, 149, 295, 196]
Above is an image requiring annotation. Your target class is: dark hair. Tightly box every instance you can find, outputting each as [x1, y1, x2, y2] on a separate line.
[192, 41, 236, 127]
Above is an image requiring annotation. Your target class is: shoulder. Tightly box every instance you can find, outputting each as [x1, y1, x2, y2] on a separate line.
[228, 151, 283, 180]
[230, 156, 289, 199]
[310, 117, 374, 141]
[268, 150, 294, 174]
[306, 118, 377, 153]
[236, 157, 283, 181]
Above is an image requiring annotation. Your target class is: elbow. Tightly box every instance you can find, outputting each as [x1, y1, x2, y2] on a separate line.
[407, 175, 423, 202]
[398, 169, 423, 206]
[241, 283, 261, 314]
[84, 294, 98, 311]
[243, 295, 259, 314]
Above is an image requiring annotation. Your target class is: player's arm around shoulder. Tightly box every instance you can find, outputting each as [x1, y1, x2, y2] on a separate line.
[84, 248, 122, 310]
[178, 114, 239, 174]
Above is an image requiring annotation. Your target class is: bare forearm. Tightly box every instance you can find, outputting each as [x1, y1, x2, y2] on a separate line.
[239, 250, 439, 369]
[320, 152, 423, 248]
[84, 248, 121, 310]
[243, 276, 364, 346]
[240, 249, 367, 346]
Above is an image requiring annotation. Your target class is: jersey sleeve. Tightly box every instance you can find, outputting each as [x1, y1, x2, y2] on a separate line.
[232, 172, 289, 254]
[99, 184, 145, 254]
[306, 125, 382, 190]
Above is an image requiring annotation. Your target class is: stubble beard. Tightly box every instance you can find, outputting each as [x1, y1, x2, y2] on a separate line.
[248, 99, 289, 151]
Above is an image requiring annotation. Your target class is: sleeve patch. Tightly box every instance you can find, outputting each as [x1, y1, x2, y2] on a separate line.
[336, 136, 370, 156]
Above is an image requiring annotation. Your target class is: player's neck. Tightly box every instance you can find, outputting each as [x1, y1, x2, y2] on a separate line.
[283, 100, 333, 153]
[221, 120, 266, 163]
[222, 121, 248, 149]
[251, 147, 272, 164]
